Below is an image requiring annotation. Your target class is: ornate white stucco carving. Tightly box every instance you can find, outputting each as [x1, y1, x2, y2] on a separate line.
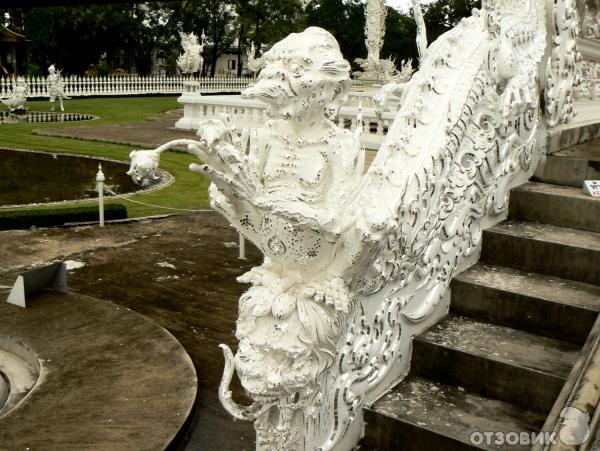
[575, 58, 600, 99]
[582, 4, 600, 40]
[545, 0, 581, 127]
[47, 65, 69, 112]
[131, 1, 551, 447]
[177, 31, 205, 75]
[1, 77, 28, 112]
[355, 0, 414, 83]
[413, 0, 428, 59]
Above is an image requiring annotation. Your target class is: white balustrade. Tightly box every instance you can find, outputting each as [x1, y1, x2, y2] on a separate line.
[0, 75, 253, 99]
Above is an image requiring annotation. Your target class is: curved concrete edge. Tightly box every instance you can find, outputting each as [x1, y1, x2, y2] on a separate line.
[0, 337, 41, 417]
[0, 291, 197, 450]
[0, 147, 175, 210]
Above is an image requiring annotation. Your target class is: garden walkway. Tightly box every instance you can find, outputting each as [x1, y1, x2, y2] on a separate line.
[34, 109, 197, 149]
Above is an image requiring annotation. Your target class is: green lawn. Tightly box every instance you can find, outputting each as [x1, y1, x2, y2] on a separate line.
[0, 97, 211, 218]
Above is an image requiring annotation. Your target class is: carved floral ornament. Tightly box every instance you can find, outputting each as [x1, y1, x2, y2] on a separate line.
[127, 0, 577, 448]
[575, 58, 600, 99]
[582, 4, 600, 40]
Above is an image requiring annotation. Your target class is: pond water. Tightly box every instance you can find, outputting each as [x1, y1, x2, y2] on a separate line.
[0, 111, 97, 124]
[0, 149, 139, 206]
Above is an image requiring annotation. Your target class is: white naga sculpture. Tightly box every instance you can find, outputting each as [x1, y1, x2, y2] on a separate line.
[177, 31, 205, 76]
[47, 65, 69, 112]
[126, 149, 161, 187]
[1, 77, 28, 112]
[355, 0, 413, 83]
[129, 0, 577, 446]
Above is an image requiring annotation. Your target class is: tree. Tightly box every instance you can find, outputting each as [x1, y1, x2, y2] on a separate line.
[233, 0, 303, 76]
[421, 0, 481, 43]
[303, 0, 366, 71]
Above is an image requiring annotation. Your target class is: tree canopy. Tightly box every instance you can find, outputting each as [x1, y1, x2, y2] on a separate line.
[1, 0, 480, 77]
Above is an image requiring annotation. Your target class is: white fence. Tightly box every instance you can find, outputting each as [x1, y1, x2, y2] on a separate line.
[0, 75, 253, 98]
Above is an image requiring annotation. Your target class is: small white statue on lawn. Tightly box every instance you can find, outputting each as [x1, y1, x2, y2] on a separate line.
[47, 65, 69, 112]
[1, 76, 28, 112]
[177, 31, 205, 76]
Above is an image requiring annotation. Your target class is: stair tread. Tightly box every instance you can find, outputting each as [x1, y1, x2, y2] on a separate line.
[487, 220, 600, 253]
[368, 376, 546, 450]
[551, 142, 600, 161]
[513, 181, 600, 202]
[417, 314, 580, 379]
[455, 263, 600, 312]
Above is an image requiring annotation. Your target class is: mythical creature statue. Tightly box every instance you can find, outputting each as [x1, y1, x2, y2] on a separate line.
[246, 43, 262, 73]
[177, 31, 205, 76]
[131, 0, 562, 446]
[1, 77, 28, 113]
[47, 65, 69, 112]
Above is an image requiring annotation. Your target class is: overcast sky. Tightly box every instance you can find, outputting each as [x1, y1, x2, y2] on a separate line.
[386, 0, 435, 12]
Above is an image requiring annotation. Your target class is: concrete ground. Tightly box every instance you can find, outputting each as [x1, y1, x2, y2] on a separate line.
[0, 291, 197, 450]
[0, 213, 262, 450]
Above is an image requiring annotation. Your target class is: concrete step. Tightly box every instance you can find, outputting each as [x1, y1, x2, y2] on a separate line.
[451, 264, 600, 344]
[509, 182, 600, 233]
[363, 376, 547, 451]
[534, 141, 600, 187]
[481, 220, 600, 286]
[411, 314, 580, 413]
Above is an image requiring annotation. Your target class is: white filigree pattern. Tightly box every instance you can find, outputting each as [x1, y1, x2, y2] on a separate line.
[545, 0, 581, 127]
[582, 4, 600, 40]
[575, 58, 600, 99]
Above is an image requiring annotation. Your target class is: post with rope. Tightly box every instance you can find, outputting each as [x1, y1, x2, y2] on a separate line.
[96, 163, 105, 227]
[239, 233, 246, 260]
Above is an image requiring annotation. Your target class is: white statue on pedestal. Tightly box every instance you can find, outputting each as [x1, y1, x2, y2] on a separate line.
[131, 0, 554, 445]
[177, 31, 205, 76]
[1, 77, 28, 112]
[47, 65, 69, 112]
[246, 43, 262, 73]
[355, 0, 414, 83]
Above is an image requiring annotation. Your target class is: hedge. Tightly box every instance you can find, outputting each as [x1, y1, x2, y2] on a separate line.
[0, 204, 128, 230]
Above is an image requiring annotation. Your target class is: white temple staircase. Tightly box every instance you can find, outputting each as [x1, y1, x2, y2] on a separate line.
[361, 142, 600, 450]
